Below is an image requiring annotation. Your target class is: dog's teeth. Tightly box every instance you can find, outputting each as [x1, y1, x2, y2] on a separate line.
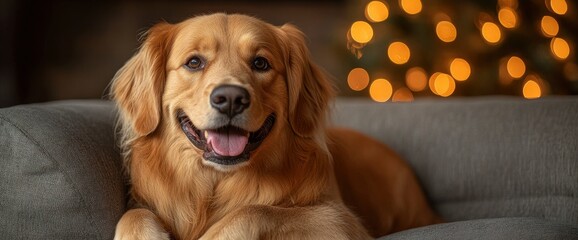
[204, 131, 209, 139]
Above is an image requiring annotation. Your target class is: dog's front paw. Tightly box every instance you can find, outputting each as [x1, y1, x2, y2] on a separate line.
[200, 207, 263, 240]
[199, 224, 258, 240]
[114, 208, 171, 240]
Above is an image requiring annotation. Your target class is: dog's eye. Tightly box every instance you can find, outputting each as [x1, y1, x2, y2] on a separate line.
[252, 57, 270, 72]
[184, 56, 205, 71]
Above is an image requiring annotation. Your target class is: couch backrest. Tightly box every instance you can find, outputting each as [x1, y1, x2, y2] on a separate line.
[0, 100, 125, 239]
[332, 97, 578, 225]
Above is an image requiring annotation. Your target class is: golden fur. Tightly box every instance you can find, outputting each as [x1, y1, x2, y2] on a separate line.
[111, 13, 440, 240]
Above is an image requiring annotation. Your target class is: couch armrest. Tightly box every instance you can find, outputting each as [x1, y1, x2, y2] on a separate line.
[0, 100, 125, 239]
[332, 96, 578, 225]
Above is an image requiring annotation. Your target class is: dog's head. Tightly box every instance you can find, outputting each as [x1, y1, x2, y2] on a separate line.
[112, 13, 334, 171]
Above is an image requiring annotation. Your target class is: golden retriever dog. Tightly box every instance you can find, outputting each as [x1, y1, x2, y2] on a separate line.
[111, 13, 441, 239]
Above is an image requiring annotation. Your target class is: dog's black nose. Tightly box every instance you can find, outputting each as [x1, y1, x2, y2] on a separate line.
[210, 85, 251, 118]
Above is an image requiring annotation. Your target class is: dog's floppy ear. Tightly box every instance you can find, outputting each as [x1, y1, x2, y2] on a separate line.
[111, 22, 175, 137]
[279, 24, 336, 138]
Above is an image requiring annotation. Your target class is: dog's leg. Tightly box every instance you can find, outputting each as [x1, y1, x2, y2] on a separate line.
[200, 203, 371, 240]
[114, 208, 170, 240]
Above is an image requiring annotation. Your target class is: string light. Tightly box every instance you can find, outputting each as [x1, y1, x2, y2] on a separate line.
[498, 7, 518, 29]
[436, 21, 457, 42]
[387, 41, 411, 64]
[506, 56, 526, 78]
[550, 37, 571, 60]
[449, 58, 471, 81]
[523, 74, 544, 99]
[369, 78, 393, 102]
[523, 80, 541, 99]
[347, 68, 370, 91]
[540, 16, 559, 38]
[405, 67, 428, 91]
[366, 1, 389, 23]
[429, 72, 456, 97]
[350, 21, 374, 44]
[392, 87, 414, 102]
[547, 0, 568, 15]
[400, 0, 422, 15]
[481, 22, 502, 44]
[345, 0, 576, 100]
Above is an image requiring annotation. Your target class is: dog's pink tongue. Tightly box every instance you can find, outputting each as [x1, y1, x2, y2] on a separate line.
[206, 129, 248, 157]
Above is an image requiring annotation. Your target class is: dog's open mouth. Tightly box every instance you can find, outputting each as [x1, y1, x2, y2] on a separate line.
[177, 110, 275, 166]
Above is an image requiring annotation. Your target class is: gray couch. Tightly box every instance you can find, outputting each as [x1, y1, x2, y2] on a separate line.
[1, 97, 577, 239]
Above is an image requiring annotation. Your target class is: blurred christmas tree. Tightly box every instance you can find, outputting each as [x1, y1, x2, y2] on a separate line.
[343, 0, 578, 102]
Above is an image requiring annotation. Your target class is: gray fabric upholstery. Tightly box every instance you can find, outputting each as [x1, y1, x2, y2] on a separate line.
[1, 97, 577, 239]
[379, 217, 578, 240]
[0, 100, 125, 240]
[332, 96, 578, 226]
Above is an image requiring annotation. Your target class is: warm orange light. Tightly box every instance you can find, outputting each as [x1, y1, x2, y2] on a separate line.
[369, 78, 393, 102]
[405, 67, 428, 91]
[387, 41, 411, 65]
[350, 21, 374, 44]
[429, 72, 456, 97]
[551, 37, 571, 60]
[366, 1, 389, 23]
[481, 22, 502, 44]
[400, 0, 422, 15]
[523, 76, 542, 99]
[523, 81, 541, 99]
[347, 68, 370, 91]
[436, 21, 457, 42]
[541, 16, 559, 37]
[548, 0, 568, 15]
[498, 7, 518, 29]
[392, 88, 414, 102]
[506, 56, 526, 79]
[449, 58, 471, 81]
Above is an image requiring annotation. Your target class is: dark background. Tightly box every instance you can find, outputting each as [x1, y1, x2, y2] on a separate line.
[0, 0, 350, 107]
[1, 0, 577, 107]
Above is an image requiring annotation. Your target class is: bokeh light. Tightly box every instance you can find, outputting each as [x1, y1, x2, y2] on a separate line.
[405, 67, 428, 91]
[365, 1, 389, 23]
[506, 56, 526, 78]
[550, 37, 570, 60]
[523, 80, 541, 99]
[387, 41, 411, 64]
[481, 22, 502, 44]
[498, 7, 518, 29]
[392, 87, 414, 102]
[436, 21, 458, 42]
[347, 68, 370, 91]
[523, 75, 544, 99]
[540, 16, 559, 37]
[429, 72, 456, 97]
[369, 78, 393, 102]
[547, 0, 568, 15]
[350, 21, 374, 44]
[400, 0, 422, 15]
[449, 58, 471, 81]
[345, 0, 577, 100]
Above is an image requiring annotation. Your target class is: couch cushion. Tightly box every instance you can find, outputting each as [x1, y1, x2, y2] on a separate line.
[332, 97, 578, 225]
[379, 217, 578, 240]
[0, 100, 125, 239]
